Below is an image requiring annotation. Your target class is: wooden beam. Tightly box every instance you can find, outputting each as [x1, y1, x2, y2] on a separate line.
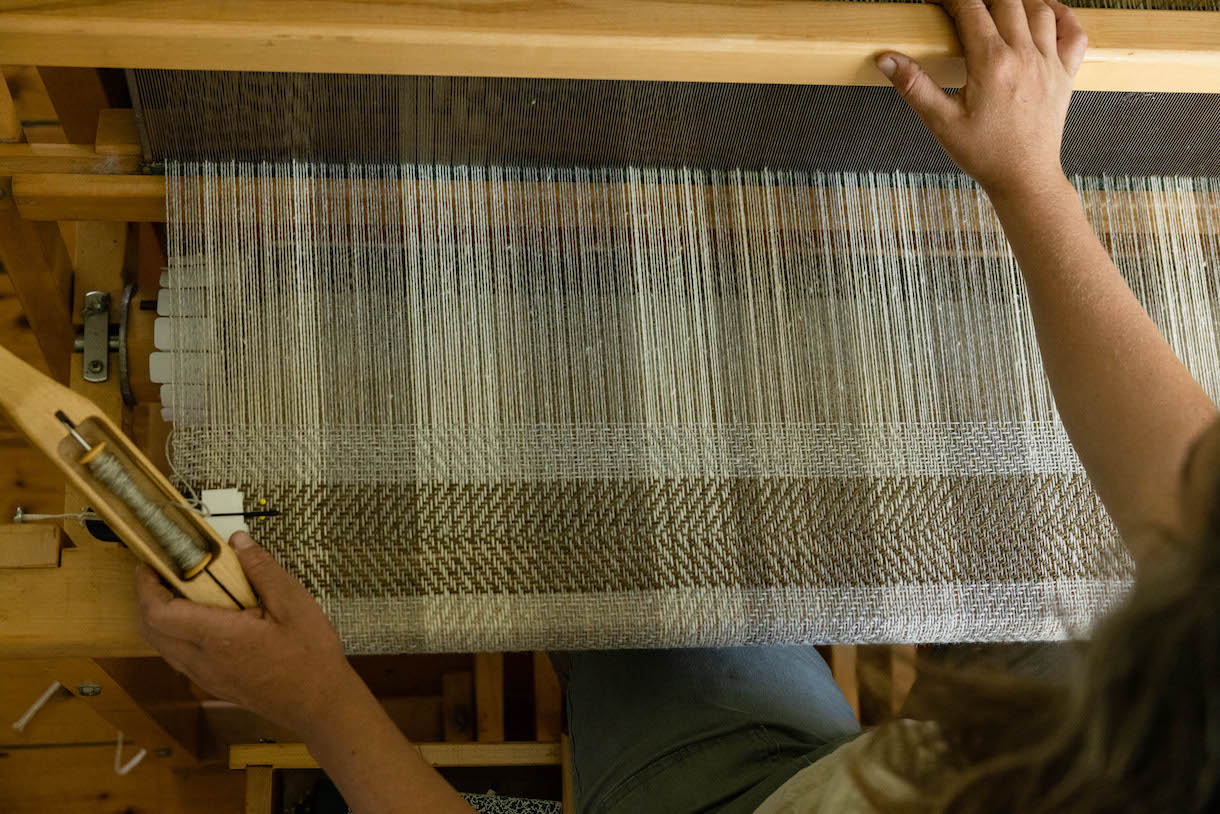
[35, 68, 110, 145]
[533, 652, 563, 743]
[0, 72, 21, 143]
[0, 178, 73, 380]
[50, 657, 202, 765]
[0, 143, 141, 175]
[12, 173, 165, 222]
[474, 652, 505, 744]
[829, 645, 860, 722]
[230, 741, 564, 770]
[0, 534, 155, 658]
[0, 523, 61, 568]
[244, 766, 279, 814]
[0, 2, 1216, 93]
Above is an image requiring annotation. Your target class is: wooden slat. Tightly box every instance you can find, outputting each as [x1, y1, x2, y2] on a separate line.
[0, 2, 1216, 92]
[229, 741, 564, 770]
[243, 766, 278, 814]
[441, 671, 475, 743]
[0, 178, 72, 380]
[0, 143, 140, 174]
[474, 652, 505, 743]
[533, 652, 563, 743]
[0, 523, 61, 568]
[829, 645, 860, 722]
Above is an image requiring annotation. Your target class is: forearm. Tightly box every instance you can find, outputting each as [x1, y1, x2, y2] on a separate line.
[991, 177, 1218, 554]
[304, 669, 473, 814]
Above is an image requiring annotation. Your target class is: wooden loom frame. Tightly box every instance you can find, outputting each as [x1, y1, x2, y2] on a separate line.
[0, 0, 1214, 803]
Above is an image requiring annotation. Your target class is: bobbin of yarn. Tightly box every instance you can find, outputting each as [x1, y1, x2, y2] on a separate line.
[63, 419, 212, 580]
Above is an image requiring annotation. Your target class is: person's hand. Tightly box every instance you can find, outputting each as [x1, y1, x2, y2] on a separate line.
[876, 0, 1087, 202]
[137, 531, 359, 738]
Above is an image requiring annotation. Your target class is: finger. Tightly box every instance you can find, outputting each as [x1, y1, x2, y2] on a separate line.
[1024, 0, 1058, 57]
[938, 0, 1005, 57]
[135, 562, 174, 609]
[230, 532, 312, 619]
[877, 52, 962, 136]
[141, 589, 247, 644]
[986, 0, 1033, 48]
[1049, 0, 1087, 76]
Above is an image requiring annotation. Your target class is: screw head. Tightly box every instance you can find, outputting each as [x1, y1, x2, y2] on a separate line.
[76, 683, 103, 697]
[87, 360, 103, 373]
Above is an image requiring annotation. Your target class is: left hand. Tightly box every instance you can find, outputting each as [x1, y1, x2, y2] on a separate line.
[137, 531, 360, 738]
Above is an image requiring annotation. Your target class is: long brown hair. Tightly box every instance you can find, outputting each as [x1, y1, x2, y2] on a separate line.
[861, 515, 1220, 812]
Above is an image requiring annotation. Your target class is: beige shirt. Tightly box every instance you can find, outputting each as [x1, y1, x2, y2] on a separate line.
[754, 723, 930, 813]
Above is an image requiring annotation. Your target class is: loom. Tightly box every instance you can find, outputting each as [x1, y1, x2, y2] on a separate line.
[1, 2, 1219, 657]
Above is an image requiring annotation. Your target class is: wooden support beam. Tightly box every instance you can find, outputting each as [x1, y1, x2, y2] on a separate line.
[829, 645, 860, 722]
[230, 741, 564, 770]
[474, 652, 505, 744]
[50, 657, 202, 765]
[0, 143, 141, 175]
[533, 652, 563, 743]
[35, 68, 110, 145]
[0, 2, 1216, 92]
[0, 178, 73, 380]
[0, 523, 61, 568]
[0, 73, 21, 143]
[12, 173, 165, 222]
[244, 766, 279, 814]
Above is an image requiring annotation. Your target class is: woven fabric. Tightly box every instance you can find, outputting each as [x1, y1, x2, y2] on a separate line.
[159, 165, 1220, 652]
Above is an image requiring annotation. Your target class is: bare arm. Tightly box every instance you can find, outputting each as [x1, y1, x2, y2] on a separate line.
[137, 533, 472, 814]
[878, 0, 1218, 555]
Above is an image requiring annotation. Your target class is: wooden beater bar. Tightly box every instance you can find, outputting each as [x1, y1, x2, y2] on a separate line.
[0, 1, 1216, 93]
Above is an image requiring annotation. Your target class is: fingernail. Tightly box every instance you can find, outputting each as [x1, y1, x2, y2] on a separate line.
[877, 55, 898, 79]
[231, 531, 254, 550]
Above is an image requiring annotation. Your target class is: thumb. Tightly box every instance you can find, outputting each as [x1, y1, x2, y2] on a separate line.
[876, 52, 959, 134]
[230, 532, 310, 619]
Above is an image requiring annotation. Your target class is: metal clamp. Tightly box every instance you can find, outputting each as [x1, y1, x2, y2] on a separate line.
[72, 283, 137, 406]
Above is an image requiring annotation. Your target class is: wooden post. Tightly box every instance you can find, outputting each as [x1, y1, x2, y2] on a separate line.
[533, 651, 563, 743]
[0, 73, 21, 143]
[473, 652, 505, 743]
[244, 766, 279, 814]
[829, 645, 860, 722]
[0, 177, 73, 381]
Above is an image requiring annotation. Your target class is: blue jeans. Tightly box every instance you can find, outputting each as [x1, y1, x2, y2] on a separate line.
[566, 647, 861, 814]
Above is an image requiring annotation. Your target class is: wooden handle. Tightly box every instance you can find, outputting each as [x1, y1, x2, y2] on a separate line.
[0, 342, 257, 609]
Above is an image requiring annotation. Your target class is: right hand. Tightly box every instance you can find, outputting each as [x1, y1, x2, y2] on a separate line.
[137, 531, 361, 739]
[876, 0, 1087, 201]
